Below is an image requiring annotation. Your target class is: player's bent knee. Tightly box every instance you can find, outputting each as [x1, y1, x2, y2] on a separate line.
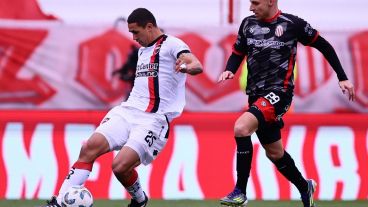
[78, 142, 106, 162]
[234, 124, 254, 137]
[78, 145, 98, 162]
[265, 150, 284, 161]
[111, 162, 124, 175]
[112, 160, 132, 176]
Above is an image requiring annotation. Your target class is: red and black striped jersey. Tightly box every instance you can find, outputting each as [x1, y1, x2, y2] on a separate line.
[122, 34, 190, 121]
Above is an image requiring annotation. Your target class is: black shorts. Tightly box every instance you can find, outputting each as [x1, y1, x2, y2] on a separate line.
[247, 91, 292, 145]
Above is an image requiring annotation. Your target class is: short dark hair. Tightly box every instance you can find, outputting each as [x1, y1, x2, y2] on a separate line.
[127, 8, 157, 27]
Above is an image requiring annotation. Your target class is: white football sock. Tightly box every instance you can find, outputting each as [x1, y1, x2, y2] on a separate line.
[56, 168, 91, 204]
[126, 177, 145, 203]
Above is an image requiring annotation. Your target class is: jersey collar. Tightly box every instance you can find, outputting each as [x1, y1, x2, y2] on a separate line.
[147, 34, 165, 47]
[263, 10, 281, 23]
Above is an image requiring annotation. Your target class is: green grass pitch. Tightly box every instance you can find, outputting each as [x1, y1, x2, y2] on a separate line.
[0, 199, 368, 207]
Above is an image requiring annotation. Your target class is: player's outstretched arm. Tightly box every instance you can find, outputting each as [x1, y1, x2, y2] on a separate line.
[175, 53, 203, 75]
[217, 51, 245, 83]
[310, 35, 355, 101]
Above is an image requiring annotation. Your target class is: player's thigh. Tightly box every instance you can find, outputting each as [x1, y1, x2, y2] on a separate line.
[248, 91, 291, 127]
[234, 111, 259, 136]
[126, 113, 170, 166]
[256, 122, 282, 145]
[79, 132, 111, 161]
[95, 106, 130, 151]
[112, 146, 141, 172]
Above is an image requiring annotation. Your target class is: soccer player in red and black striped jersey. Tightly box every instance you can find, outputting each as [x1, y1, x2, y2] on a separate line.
[218, 0, 355, 207]
[42, 8, 202, 207]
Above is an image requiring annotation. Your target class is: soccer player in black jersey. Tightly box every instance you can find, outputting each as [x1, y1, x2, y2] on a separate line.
[218, 0, 355, 207]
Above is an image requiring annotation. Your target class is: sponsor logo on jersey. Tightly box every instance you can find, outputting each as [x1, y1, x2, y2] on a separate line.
[249, 26, 255, 34]
[247, 38, 285, 49]
[275, 25, 284, 37]
[136, 71, 158, 77]
[304, 23, 314, 36]
[137, 63, 159, 71]
[136, 63, 159, 77]
[260, 27, 270, 34]
[249, 26, 270, 35]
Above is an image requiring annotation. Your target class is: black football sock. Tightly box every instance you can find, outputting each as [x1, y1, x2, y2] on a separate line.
[272, 151, 308, 193]
[235, 136, 253, 194]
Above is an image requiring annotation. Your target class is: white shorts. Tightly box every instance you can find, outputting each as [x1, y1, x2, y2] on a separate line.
[95, 105, 170, 165]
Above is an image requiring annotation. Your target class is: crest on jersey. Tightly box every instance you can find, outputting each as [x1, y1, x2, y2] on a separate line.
[101, 117, 110, 124]
[275, 25, 284, 37]
[249, 26, 256, 34]
[304, 23, 314, 36]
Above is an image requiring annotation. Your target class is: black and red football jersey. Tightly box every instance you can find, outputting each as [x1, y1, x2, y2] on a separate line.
[233, 11, 318, 96]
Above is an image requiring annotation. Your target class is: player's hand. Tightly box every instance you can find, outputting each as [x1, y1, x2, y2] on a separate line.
[175, 53, 203, 75]
[175, 60, 187, 73]
[339, 80, 355, 101]
[218, 71, 234, 82]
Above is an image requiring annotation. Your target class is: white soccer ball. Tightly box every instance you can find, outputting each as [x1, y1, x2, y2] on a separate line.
[61, 186, 93, 207]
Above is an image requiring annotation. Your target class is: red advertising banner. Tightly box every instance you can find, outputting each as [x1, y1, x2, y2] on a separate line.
[0, 110, 367, 200]
[1, 21, 367, 112]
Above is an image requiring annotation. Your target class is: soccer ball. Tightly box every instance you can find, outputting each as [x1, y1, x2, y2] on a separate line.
[61, 186, 93, 207]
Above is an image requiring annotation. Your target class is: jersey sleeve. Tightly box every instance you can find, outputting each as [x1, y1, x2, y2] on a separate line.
[233, 18, 249, 56]
[295, 17, 319, 46]
[170, 37, 191, 59]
